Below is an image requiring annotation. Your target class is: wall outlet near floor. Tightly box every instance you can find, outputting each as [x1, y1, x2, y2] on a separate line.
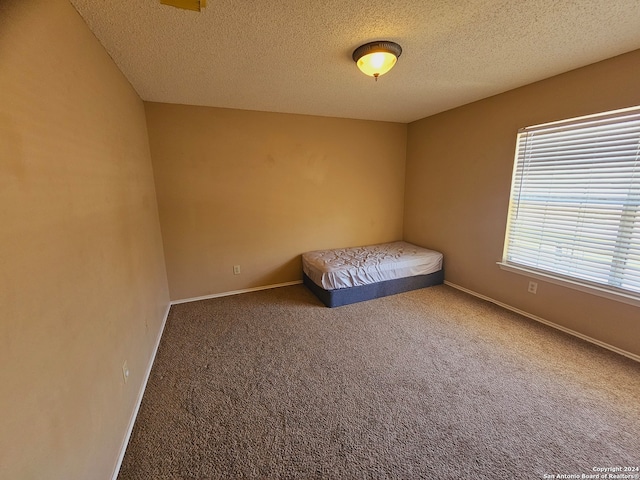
[528, 281, 538, 294]
[122, 360, 130, 384]
[233, 265, 241, 275]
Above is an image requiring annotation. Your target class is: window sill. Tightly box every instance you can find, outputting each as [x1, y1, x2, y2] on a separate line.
[497, 262, 640, 308]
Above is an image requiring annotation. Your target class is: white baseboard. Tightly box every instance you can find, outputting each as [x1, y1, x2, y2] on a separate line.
[111, 303, 171, 480]
[444, 281, 640, 363]
[170, 280, 303, 305]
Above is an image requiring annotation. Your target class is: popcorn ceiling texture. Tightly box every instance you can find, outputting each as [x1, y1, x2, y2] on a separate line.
[68, 0, 640, 123]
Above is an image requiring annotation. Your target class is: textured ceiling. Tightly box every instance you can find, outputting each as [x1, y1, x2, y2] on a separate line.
[68, 0, 640, 123]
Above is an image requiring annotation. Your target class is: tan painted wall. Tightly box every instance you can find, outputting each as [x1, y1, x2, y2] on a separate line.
[404, 49, 640, 357]
[145, 103, 407, 300]
[0, 1, 170, 479]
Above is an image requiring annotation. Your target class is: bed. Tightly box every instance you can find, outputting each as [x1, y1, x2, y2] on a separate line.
[302, 241, 444, 307]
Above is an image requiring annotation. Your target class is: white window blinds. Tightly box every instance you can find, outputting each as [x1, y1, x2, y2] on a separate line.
[502, 106, 640, 298]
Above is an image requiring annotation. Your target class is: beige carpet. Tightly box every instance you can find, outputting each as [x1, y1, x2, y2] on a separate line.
[118, 284, 640, 479]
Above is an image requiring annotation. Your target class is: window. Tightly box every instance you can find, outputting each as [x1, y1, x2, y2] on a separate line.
[500, 106, 640, 304]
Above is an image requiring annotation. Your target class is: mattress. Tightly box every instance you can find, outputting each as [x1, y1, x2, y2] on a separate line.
[302, 241, 443, 290]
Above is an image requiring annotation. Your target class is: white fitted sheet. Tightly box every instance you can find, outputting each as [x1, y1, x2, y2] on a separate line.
[302, 241, 443, 290]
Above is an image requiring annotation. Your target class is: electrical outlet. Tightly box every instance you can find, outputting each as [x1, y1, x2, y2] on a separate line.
[528, 281, 538, 294]
[122, 361, 130, 384]
[233, 265, 241, 275]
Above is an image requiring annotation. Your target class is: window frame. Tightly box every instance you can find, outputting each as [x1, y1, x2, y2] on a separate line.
[498, 105, 640, 308]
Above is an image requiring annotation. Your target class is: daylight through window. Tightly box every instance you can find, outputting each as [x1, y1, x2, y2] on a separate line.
[501, 106, 640, 301]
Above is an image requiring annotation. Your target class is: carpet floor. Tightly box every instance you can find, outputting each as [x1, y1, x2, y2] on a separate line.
[117, 284, 640, 479]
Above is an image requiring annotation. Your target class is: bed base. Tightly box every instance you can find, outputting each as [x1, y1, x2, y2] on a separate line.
[303, 269, 444, 308]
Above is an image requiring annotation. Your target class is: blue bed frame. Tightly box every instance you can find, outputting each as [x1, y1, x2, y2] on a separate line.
[303, 269, 444, 308]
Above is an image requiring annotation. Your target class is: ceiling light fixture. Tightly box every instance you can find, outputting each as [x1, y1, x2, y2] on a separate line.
[352, 41, 402, 81]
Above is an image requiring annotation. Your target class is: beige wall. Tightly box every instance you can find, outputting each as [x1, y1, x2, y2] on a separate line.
[404, 49, 640, 357]
[0, 1, 169, 479]
[146, 103, 407, 300]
